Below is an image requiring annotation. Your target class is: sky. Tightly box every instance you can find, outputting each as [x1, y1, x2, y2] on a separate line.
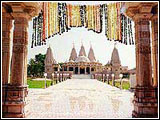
[27, 1, 136, 70]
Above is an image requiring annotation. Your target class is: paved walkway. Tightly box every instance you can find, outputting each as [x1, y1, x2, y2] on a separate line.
[25, 79, 134, 118]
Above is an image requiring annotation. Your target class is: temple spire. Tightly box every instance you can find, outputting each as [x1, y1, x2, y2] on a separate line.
[79, 43, 86, 56]
[88, 43, 96, 62]
[111, 43, 121, 65]
[72, 41, 75, 48]
[44, 47, 57, 65]
[69, 43, 77, 61]
[114, 42, 117, 48]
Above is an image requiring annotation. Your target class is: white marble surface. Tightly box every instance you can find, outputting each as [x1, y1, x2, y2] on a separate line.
[25, 79, 134, 118]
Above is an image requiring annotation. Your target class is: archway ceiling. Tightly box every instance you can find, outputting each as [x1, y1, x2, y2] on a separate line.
[2, 2, 42, 17]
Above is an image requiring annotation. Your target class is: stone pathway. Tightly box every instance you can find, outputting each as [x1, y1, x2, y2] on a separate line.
[25, 79, 134, 118]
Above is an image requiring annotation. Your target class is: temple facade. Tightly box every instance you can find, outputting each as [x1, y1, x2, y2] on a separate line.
[62, 44, 102, 74]
[45, 43, 128, 79]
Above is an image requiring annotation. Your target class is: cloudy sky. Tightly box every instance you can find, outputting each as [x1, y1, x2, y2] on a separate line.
[27, 1, 136, 69]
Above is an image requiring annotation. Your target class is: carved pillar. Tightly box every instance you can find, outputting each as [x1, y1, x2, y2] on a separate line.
[2, 12, 13, 85]
[11, 13, 29, 86]
[151, 15, 158, 87]
[73, 67, 75, 74]
[132, 13, 158, 118]
[3, 12, 30, 118]
[2, 10, 13, 118]
[90, 67, 92, 74]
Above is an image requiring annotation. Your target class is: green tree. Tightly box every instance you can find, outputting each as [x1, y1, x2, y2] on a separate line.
[27, 53, 46, 78]
[58, 62, 64, 71]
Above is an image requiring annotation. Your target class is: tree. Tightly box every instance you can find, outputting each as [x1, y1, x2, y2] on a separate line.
[27, 53, 46, 78]
[58, 62, 64, 71]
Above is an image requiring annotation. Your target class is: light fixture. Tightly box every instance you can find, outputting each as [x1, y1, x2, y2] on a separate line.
[112, 74, 114, 77]
[119, 74, 123, 78]
[52, 73, 54, 76]
[44, 73, 47, 77]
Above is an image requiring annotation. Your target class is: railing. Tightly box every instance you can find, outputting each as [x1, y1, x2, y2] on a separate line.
[92, 73, 111, 84]
[92, 72, 126, 89]
[52, 72, 72, 85]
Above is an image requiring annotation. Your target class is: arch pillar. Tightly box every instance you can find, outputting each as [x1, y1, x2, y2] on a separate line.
[2, 11, 13, 85]
[90, 67, 92, 74]
[2, 2, 42, 117]
[3, 12, 30, 118]
[2, 8, 13, 118]
[126, 3, 158, 118]
[73, 67, 75, 74]
[151, 14, 158, 88]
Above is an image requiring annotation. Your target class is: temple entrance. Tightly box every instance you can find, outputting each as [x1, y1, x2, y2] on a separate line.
[64, 67, 67, 71]
[80, 68, 85, 74]
[69, 67, 73, 71]
[75, 67, 78, 74]
[86, 67, 90, 74]
[91, 68, 95, 72]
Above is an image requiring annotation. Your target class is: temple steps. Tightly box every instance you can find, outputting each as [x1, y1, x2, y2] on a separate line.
[71, 74, 91, 79]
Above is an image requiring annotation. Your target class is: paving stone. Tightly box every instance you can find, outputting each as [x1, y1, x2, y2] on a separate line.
[25, 79, 134, 118]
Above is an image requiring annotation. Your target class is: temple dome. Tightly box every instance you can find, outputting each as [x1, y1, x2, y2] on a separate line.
[75, 56, 90, 62]
[69, 60, 75, 62]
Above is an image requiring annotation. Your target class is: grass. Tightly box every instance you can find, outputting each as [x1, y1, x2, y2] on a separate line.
[27, 78, 57, 88]
[105, 80, 130, 90]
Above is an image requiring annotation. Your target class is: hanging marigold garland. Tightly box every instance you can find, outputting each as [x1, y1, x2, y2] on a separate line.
[68, 4, 81, 27]
[42, 2, 46, 42]
[116, 2, 121, 41]
[31, 2, 134, 48]
[96, 4, 103, 33]
[104, 2, 134, 45]
[80, 5, 86, 27]
[31, 10, 44, 48]
[85, 4, 103, 33]
[31, 17, 36, 48]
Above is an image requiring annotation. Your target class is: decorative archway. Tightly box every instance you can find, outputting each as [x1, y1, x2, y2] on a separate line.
[2, 2, 158, 118]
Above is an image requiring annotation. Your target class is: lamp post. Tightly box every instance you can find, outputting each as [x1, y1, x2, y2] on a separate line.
[54, 72, 57, 84]
[67, 73, 69, 79]
[57, 73, 60, 83]
[107, 74, 109, 84]
[119, 74, 123, 89]
[63, 73, 65, 80]
[60, 73, 63, 82]
[94, 74, 96, 79]
[112, 73, 115, 86]
[52, 73, 54, 85]
[59, 73, 62, 82]
[103, 74, 105, 83]
[64, 73, 66, 80]
[44, 73, 47, 89]
[62, 73, 64, 81]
